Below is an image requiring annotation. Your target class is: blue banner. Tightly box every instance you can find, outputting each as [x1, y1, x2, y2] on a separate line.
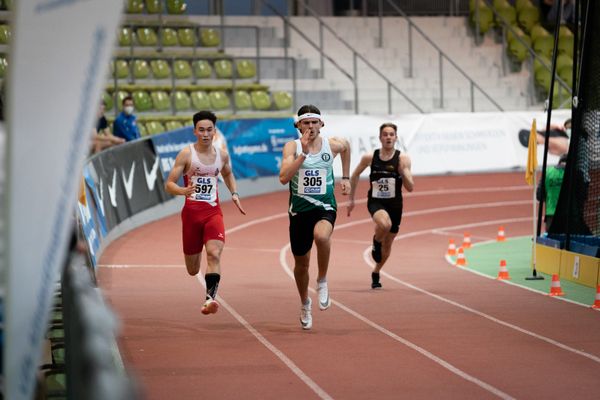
[219, 118, 297, 178]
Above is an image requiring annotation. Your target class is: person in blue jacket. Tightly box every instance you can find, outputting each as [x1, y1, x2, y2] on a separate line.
[113, 95, 141, 142]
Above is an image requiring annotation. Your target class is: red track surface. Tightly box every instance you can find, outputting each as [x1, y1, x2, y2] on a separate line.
[97, 172, 600, 400]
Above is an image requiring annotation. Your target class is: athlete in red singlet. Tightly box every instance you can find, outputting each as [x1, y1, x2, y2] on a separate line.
[165, 111, 246, 315]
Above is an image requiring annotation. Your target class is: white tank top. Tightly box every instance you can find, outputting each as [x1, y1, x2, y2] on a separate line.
[185, 144, 223, 206]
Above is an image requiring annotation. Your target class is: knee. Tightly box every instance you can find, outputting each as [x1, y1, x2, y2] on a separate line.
[206, 250, 221, 265]
[313, 232, 330, 248]
[378, 220, 392, 232]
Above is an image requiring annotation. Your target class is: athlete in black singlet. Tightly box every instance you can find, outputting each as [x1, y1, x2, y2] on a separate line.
[347, 123, 414, 288]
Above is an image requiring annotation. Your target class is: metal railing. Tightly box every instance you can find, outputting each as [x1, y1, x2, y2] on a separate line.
[376, 0, 504, 111]
[263, 0, 424, 114]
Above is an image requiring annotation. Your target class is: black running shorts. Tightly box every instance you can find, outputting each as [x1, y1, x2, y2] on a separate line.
[289, 209, 337, 256]
[367, 200, 402, 233]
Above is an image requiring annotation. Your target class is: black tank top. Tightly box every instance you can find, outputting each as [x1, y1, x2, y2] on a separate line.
[368, 149, 403, 205]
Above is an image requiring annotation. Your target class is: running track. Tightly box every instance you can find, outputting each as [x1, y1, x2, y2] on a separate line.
[97, 172, 600, 400]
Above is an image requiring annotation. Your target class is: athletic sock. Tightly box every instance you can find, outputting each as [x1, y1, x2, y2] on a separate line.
[371, 272, 380, 284]
[205, 273, 220, 300]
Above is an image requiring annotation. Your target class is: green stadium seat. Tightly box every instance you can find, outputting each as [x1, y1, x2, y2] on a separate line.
[193, 60, 213, 79]
[115, 91, 130, 110]
[494, 3, 516, 27]
[102, 92, 114, 111]
[174, 90, 191, 111]
[555, 54, 573, 73]
[173, 60, 192, 79]
[533, 35, 553, 59]
[145, 0, 162, 13]
[111, 60, 129, 79]
[137, 28, 158, 46]
[236, 60, 256, 79]
[507, 33, 531, 62]
[209, 91, 231, 110]
[552, 82, 570, 108]
[251, 90, 272, 110]
[557, 66, 573, 89]
[160, 28, 178, 46]
[132, 90, 153, 112]
[214, 59, 233, 79]
[469, 2, 494, 34]
[150, 59, 171, 79]
[132, 59, 151, 79]
[126, 0, 144, 13]
[0, 55, 7, 79]
[138, 122, 148, 136]
[146, 121, 166, 135]
[191, 91, 211, 109]
[151, 90, 171, 111]
[167, 0, 187, 14]
[177, 28, 196, 47]
[515, 0, 533, 12]
[558, 34, 574, 57]
[200, 28, 220, 47]
[505, 25, 527, 44]
[0, 24, 10, 44]
[517, 3, 540, 32]
[529, 25, 549, 43]
[534, 67, 551, 91]
[165, 121, 184, 131]
[558, 25, 573, 39]
[233, 90, 252, 110]
[272, 91, 292, 110]
[118, 27, 135, 47]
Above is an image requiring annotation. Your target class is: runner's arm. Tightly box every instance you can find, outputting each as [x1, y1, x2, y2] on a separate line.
[399, 153, 414, 192]
[347, 154, 372, 216]
[220, 150, 246, 214]
[165, 148, 194, 196]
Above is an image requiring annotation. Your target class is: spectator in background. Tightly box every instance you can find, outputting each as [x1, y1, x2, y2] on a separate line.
[91, 101, 124, 154]
[545, 0, 575, 31]
[518, 118, 570, 156]
[112, 96, 140, 142]
[537, 153, 567, 231]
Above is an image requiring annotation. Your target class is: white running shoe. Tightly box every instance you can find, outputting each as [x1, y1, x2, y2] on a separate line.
[201, 297, 219, 315]
[317, 281, 331, 310]
[300, 297, 312, 330]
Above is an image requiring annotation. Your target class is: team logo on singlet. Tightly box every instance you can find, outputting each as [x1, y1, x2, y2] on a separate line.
[321, 153, 331, 162]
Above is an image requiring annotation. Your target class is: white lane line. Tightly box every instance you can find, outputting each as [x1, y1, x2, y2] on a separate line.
[357, 220, 600, 365]
[194, 276, 334, 400]
[279, 244, 515, 400]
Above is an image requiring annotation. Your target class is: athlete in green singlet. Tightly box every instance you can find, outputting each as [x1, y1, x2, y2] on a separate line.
[279, 105, 351, 330]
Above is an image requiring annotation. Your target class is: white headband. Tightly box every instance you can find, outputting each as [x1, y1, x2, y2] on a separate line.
[296, 112, 323, 122]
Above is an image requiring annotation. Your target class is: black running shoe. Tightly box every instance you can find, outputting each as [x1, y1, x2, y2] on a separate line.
[371, 237, 382, 263]
[518, 129, 530, 148]
[371, 272, 382, 289]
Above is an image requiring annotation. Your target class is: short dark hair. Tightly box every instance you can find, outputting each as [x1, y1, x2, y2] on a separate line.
[379, 122, 397, 134]
[297, 104, 321, 116]
[193, 110, 217, 127]
[122, 95, 133, 105]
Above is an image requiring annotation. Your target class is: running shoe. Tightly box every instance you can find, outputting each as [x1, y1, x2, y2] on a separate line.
[201, 297, 219, 315]
[300, 297, 312, 330]
[371, 272, 382, 289]
[372, 236, 382, 263]
[317, 281, 331, 310]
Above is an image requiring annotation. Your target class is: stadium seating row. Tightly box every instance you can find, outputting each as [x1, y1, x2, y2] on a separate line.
[118, 26, 220, 48]
[126, 0, 187, 15]
[470, 0, 541, 35]
[104, 88, 293, 113]
[110, 58, 256, 81]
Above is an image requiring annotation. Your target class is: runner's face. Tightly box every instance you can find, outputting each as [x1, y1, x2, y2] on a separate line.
[195, 120, 215, 145]
[298, 118, 321, 139]
[380, 127, 397, 149]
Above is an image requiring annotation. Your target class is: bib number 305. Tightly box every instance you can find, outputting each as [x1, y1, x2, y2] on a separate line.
[298, 169, 326, 195]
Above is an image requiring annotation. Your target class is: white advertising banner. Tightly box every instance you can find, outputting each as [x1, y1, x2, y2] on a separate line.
[321, 110, 571, 177]
[6, 1, 123, 399]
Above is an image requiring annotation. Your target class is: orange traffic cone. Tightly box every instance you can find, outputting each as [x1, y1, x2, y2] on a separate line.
[447, 239, 457, 256]
[592, 286, 600, 309]
[496, 226, 506, 242]
[496, 260, 511, 280]
[455, 247, 467, 266]
[462, 232, 472, 249]
[549, 274, 565, 296]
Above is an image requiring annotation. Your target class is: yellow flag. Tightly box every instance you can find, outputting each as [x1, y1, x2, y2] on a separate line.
[525, 119, 537, 185]
[78, 176, 87, 206]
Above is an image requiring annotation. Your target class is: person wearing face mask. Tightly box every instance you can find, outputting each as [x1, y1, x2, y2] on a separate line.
[347, 123, 414, 289]
[112, 95, 141, 142]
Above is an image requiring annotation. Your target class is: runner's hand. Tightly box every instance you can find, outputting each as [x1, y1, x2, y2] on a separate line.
[340, 179, 350, 196]
[232, 193, 246, 215]
[347, 199, 355, 217]
[182, 179, 195, 197]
